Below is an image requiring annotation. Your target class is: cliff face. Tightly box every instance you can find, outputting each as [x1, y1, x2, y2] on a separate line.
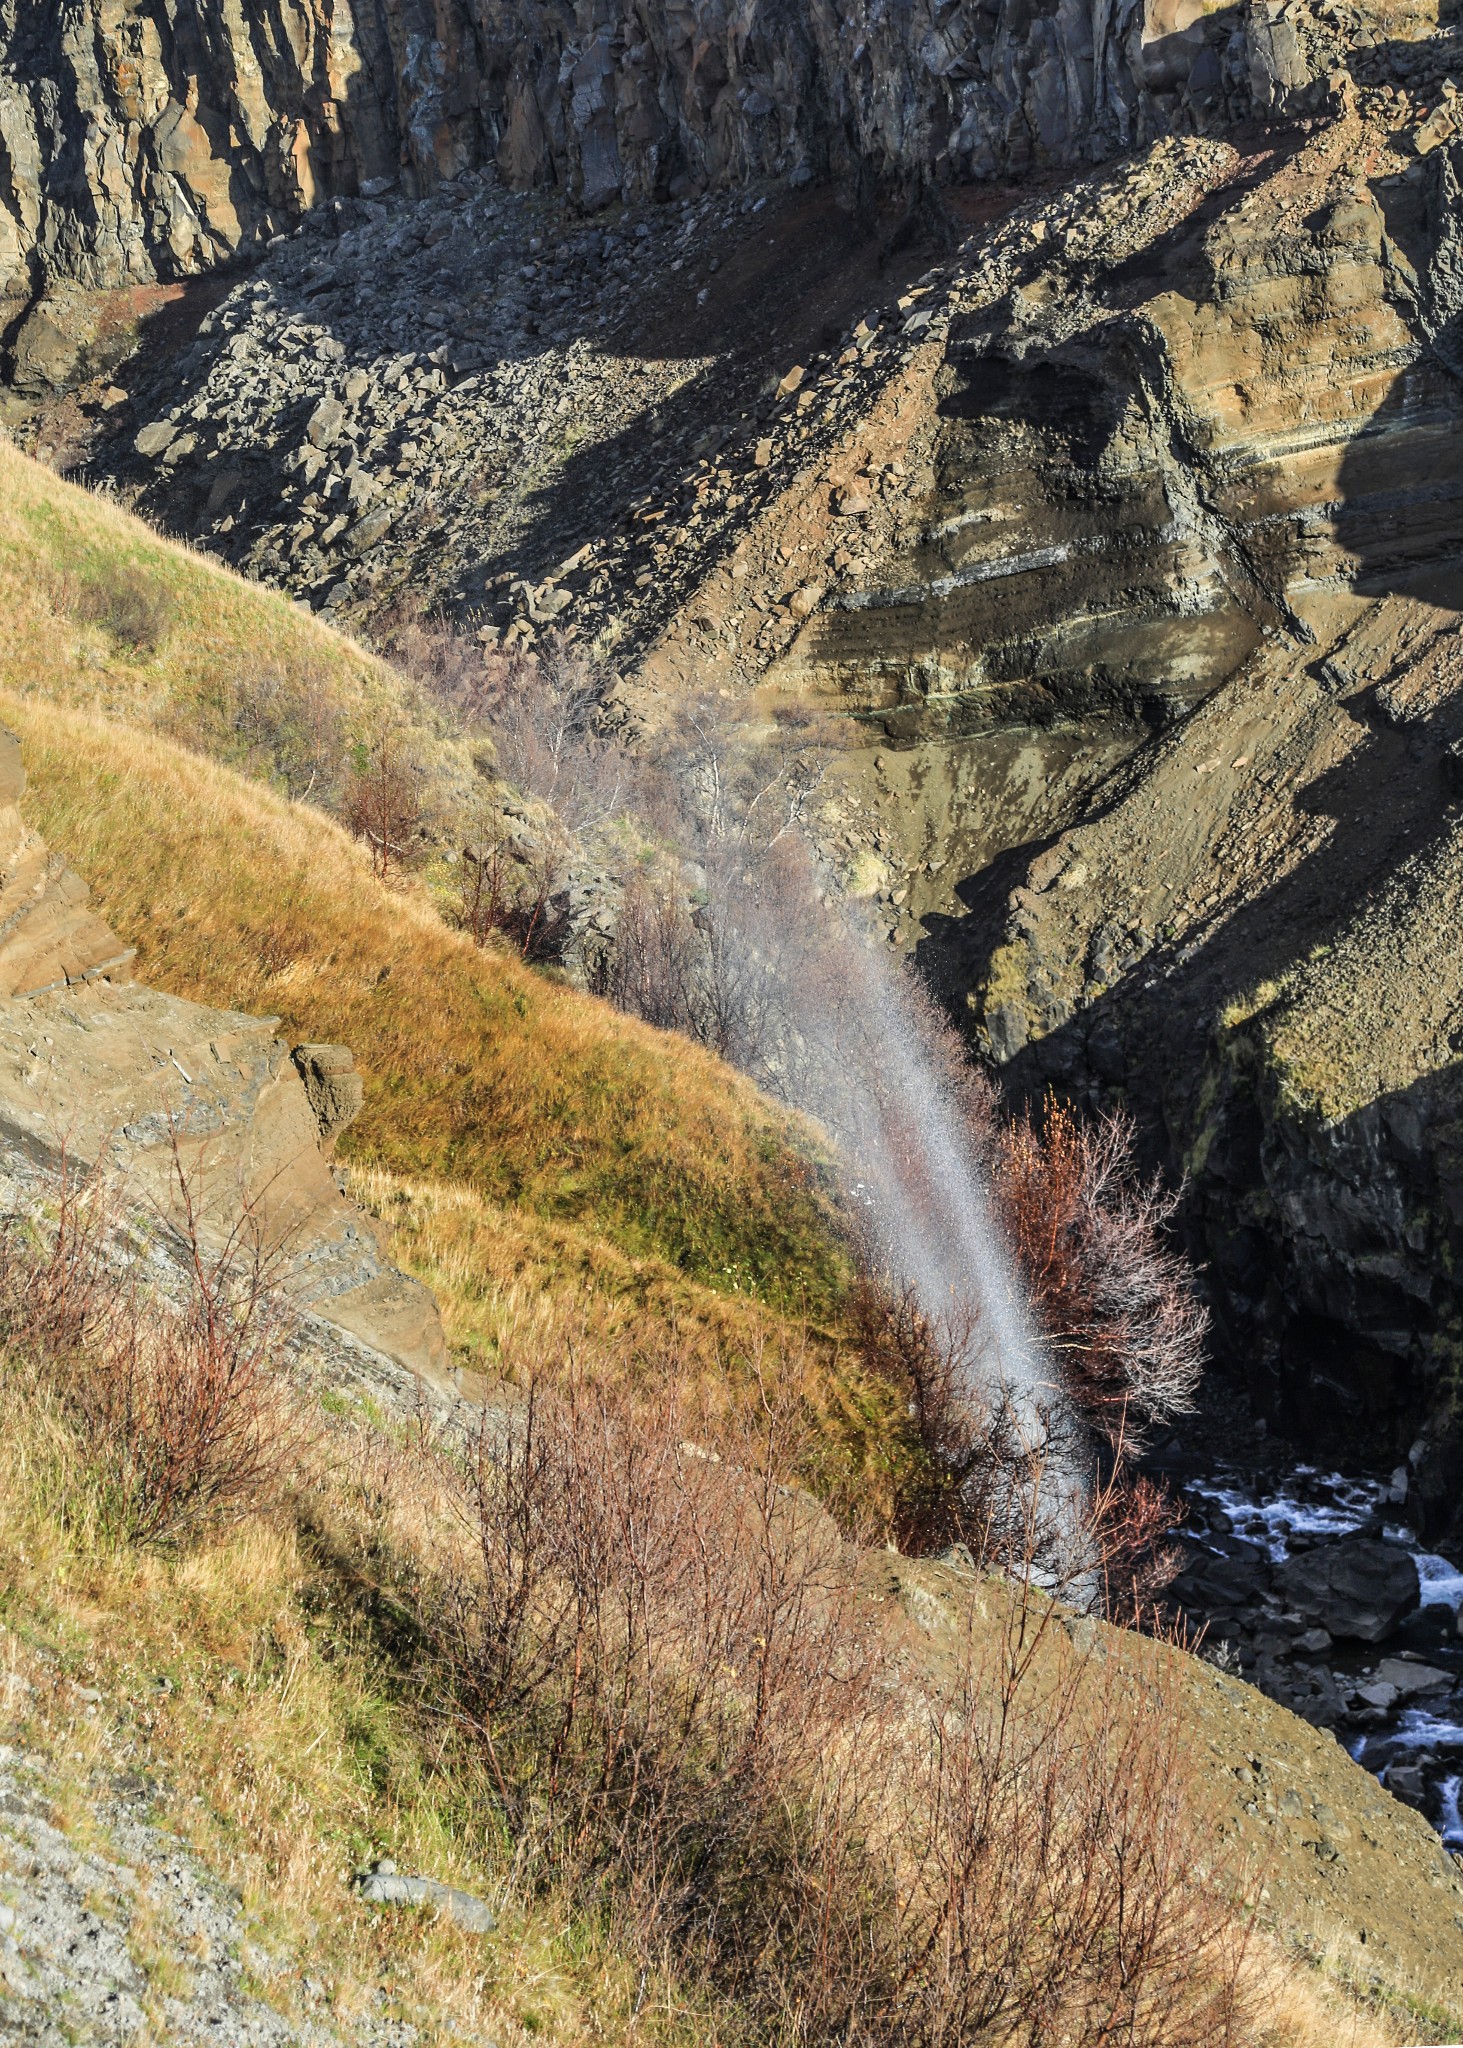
[0, 0, 1297, 300]
[881, 113, 1463, 1505]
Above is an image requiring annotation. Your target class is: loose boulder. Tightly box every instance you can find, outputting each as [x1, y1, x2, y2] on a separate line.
[1277, 1539, 1420, 1644]
[355, 1859, 495, 1933]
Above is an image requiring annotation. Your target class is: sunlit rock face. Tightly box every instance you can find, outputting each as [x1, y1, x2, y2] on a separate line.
[0, 728, 451, 1405]
[891, 114, 1463, 1495]
[0, 0, 1275, 301]
[787, 114, 1463, 742]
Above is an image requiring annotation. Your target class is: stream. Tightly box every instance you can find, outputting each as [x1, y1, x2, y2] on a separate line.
[1162, 1459, 1463, 1849]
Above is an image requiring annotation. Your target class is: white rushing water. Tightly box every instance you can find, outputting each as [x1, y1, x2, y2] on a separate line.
[1186, 1468, 1463, 1609]
[1184, 1468, 1384, 1562]
[1188, 1465, 1463, 1847]
[797, 929, 1047, 1393]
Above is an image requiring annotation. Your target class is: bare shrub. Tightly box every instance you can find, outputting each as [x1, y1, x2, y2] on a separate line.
[0, 1150, 300, 1546]
[439, 1374, 893, 2021]
[848, 1273, 1060, 1567]
[590, 863, 701, 1032]
[845, 1055, 1199, 1608]
[886, 1587, 1254, 2047]
[648, 694, 838, 854]
[994, 1099, 1208, 1442]
[217, 664, 348, 802]
[376, 604, 487, 714]
[457, 830, 569, 962]
[594, 827, 842, 1083]
[408, 623, 632, 835]
[343, 732, 425, 879]
[432, 1372, 1254, 2044]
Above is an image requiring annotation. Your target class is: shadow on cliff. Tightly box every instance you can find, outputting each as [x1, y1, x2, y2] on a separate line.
[88, 175, 934, 613]
[915, 118, 1463, 1445]
[919, 667, 1463, 1460]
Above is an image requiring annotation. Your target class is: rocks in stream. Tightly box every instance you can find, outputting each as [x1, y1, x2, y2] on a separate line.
[1165, 1457, 1463, 1846]
[1277, 1540, 1422, 1645]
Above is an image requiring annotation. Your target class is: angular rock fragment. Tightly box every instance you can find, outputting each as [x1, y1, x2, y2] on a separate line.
[1277, 1541, 1420, 1644]
[0, 731, 451, 1405]
[355, 1859, 495, 1933]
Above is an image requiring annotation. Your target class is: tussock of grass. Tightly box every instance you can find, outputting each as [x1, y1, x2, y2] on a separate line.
[5, 694, 846, 1317]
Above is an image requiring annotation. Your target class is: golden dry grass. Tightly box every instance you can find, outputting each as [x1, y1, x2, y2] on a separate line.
[0, 438, 439, 787]
[5, 693, 846, 1316]
[0, 1384, 710, 2047]
[345, 1162, 906, 1520]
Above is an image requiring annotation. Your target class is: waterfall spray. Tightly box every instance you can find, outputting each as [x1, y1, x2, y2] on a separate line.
[766, 879, 1093, 1576]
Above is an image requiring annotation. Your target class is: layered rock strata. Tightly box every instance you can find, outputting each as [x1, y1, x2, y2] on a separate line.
[0, 729, 450, 1403]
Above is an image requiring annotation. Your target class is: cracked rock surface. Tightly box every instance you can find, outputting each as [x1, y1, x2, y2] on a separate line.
[0, 0, 1295, 311]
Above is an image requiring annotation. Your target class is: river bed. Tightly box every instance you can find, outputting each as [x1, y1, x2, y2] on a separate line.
[1165, 1460, 1463, 1849]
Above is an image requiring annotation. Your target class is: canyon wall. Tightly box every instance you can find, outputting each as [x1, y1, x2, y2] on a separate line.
[0, 0, 1326, 299]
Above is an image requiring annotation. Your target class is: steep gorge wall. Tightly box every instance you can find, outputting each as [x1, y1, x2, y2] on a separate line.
[0, 0, 1302, 299]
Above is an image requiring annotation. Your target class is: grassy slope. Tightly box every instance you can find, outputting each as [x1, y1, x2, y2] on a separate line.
[0, 1376, 1439, 2048]
[0, 451, 888, 2040]
[0, 437, 455, 796]
[0, 440, 846, 1320]
[9, 696, 844, 1322]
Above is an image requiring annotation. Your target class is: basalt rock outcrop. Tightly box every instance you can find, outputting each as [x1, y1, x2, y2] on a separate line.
[0, 0, 1302, 320]
[0, 727, 450, 1403]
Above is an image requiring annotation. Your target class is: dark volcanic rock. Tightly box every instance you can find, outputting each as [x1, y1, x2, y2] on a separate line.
[0, 0, 1273, 303]
[1172, 1544, 1273, 1613]
[1277, 1540, 1421, 1644]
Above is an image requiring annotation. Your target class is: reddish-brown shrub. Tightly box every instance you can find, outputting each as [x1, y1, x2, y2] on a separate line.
[888, 1585, 1254, 2047]
[343, 733, 424, 878]
[432, 1372, 1254, 2045]
[457, 835, 568, 961]
[848, 1073, 1200, 1608]
[994, 1099, 1208, 1445]
[0, 1149, 301, 1545]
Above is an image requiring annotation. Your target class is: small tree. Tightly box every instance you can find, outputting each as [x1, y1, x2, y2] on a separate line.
[344, 733, 423, 879]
